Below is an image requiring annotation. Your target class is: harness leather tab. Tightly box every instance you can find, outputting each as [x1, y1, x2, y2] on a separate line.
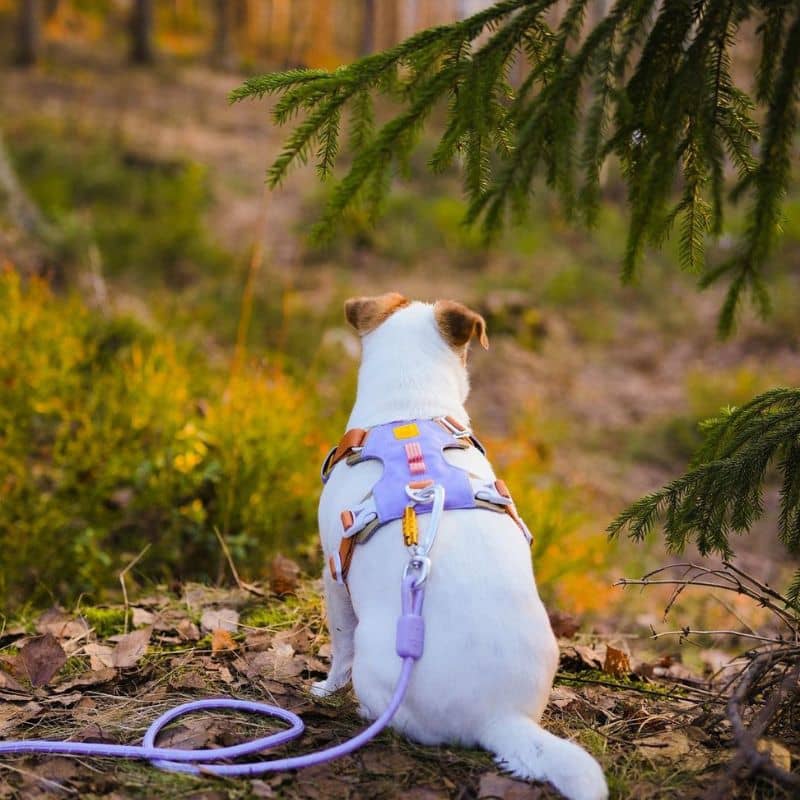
[494, 479, 511, 499]
[322, 428, 368, 481]
[330, 535, 358, 584]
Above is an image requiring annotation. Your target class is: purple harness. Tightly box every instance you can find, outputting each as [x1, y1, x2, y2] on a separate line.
[323, 417, 531, 586]
[356, 419, 479, 524]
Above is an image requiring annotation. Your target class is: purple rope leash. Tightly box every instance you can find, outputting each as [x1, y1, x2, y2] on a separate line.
[0, 575, 425, 777]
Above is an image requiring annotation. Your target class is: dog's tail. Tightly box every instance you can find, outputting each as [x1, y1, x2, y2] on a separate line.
[480, 715, 608, 800]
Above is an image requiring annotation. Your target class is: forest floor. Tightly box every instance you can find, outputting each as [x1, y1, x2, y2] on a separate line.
[0, 571, 783, 800]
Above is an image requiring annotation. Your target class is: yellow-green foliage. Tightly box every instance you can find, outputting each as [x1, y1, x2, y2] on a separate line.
[0, 269, 325, 610]
[482, 425, 620, 614]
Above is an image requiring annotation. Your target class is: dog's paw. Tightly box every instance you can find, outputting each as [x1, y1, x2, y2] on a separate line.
[310, 679, 334, 698]
[310, 676, 348, 698]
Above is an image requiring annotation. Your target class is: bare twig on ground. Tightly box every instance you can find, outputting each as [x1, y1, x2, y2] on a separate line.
[118, 543, 152, 634]
[212, 525, 265, 597]
[619, 561, 800, 795]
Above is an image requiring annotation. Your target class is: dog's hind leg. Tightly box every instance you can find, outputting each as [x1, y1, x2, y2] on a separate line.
[480, 715, 608, 800]
[311, 570, 357, 697]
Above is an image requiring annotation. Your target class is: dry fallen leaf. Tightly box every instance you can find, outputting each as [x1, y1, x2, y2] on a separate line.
[83, 642, 115, 670]
[211, 629, 238, 653]
[699, 649, 738, 679]
[243, 645, 305, 681]
[269, 554, 301, 595]
[131, 607, 155, 627]
[20, 634, 67, 687]
[758, 738, 792, 772]
[603, 645, 631, 678]
[200, 607, 239, 633]
[244, 630, 273, 652]
[548, 610, 580, 639]
[168, 671, 209, 691]
[549, 685, 581, 709]
[0, 701, 41, 736]
[0, 668, 27, 694]
[250, 779, 276, 798]
[177, 618, 201, 641]
[478, 772, 544, 799]
[52, 667, 117, 693]
[111, 626, 152, 668]
[155, 720, 224, 750]
[74, 723, 118, 744]
[637, 730, 694, 763]
[317, 642, 332, 660]
[273, 626, 311, 652]
[36, 607, 90, 640]
[561, 643, 605, 672]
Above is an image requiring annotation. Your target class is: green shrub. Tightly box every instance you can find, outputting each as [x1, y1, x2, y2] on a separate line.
[0, 269, 324, 610]
[5, 119, 231, 283]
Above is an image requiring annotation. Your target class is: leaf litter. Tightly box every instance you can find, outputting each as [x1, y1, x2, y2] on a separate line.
[0, 573, 789, 799]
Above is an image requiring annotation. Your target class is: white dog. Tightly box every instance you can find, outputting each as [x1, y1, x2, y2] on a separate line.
[314, 293, 608, 800]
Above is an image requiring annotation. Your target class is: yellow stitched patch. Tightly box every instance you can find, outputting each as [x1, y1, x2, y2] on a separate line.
[393, 423, 420, 439]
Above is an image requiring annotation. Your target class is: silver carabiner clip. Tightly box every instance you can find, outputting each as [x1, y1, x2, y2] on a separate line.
[403, 555, 431, 588]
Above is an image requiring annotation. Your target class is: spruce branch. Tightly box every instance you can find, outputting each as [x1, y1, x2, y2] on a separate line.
[609, 388, 800, 607]
[236, 0, 800, 335]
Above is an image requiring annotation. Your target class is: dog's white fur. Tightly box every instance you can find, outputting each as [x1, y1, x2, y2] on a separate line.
[314, 300, 608, 800]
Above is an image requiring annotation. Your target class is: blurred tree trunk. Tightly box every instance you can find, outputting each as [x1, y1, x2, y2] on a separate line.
[130, 0, 155, 64]
[0, 129, 61, 279]
[361, 0, 375, 55]
[0, 131, 48, 239]
[211, 0, 234, 67]
[17, 0, 42, 66]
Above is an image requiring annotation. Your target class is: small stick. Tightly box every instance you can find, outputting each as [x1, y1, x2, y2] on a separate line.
[118, 543, 151, 634]
[555, 672, 722, 702]
[0, 761, 74, 795]
[213, 526, 265, 597]
[650, 629, 788, 645]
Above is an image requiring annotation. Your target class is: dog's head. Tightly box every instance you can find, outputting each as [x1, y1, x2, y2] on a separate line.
[344, 293, 488, 415]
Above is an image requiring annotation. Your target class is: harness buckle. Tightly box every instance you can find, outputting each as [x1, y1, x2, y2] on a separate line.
[405, 483, 437, 505]
[320, 446, 337, 483]
[345, 446, 364, 465]
[436, 416, 472, 439]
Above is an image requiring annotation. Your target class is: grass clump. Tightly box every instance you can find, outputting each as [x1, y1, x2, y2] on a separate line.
[0, 268, 328, 611]
[80, 606, 129, 638]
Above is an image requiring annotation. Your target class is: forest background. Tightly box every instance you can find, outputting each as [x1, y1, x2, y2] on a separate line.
[0, 2, 799, 798]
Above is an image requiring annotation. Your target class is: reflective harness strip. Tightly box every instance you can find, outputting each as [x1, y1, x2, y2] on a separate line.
[321, 417, 531, 585]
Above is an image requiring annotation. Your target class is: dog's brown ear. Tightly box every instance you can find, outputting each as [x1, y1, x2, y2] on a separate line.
[434, 300, 489, 352]
[344, 293, 410, 335]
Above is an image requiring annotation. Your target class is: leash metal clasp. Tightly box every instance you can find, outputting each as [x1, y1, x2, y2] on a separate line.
[403, 555, 431, 588]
